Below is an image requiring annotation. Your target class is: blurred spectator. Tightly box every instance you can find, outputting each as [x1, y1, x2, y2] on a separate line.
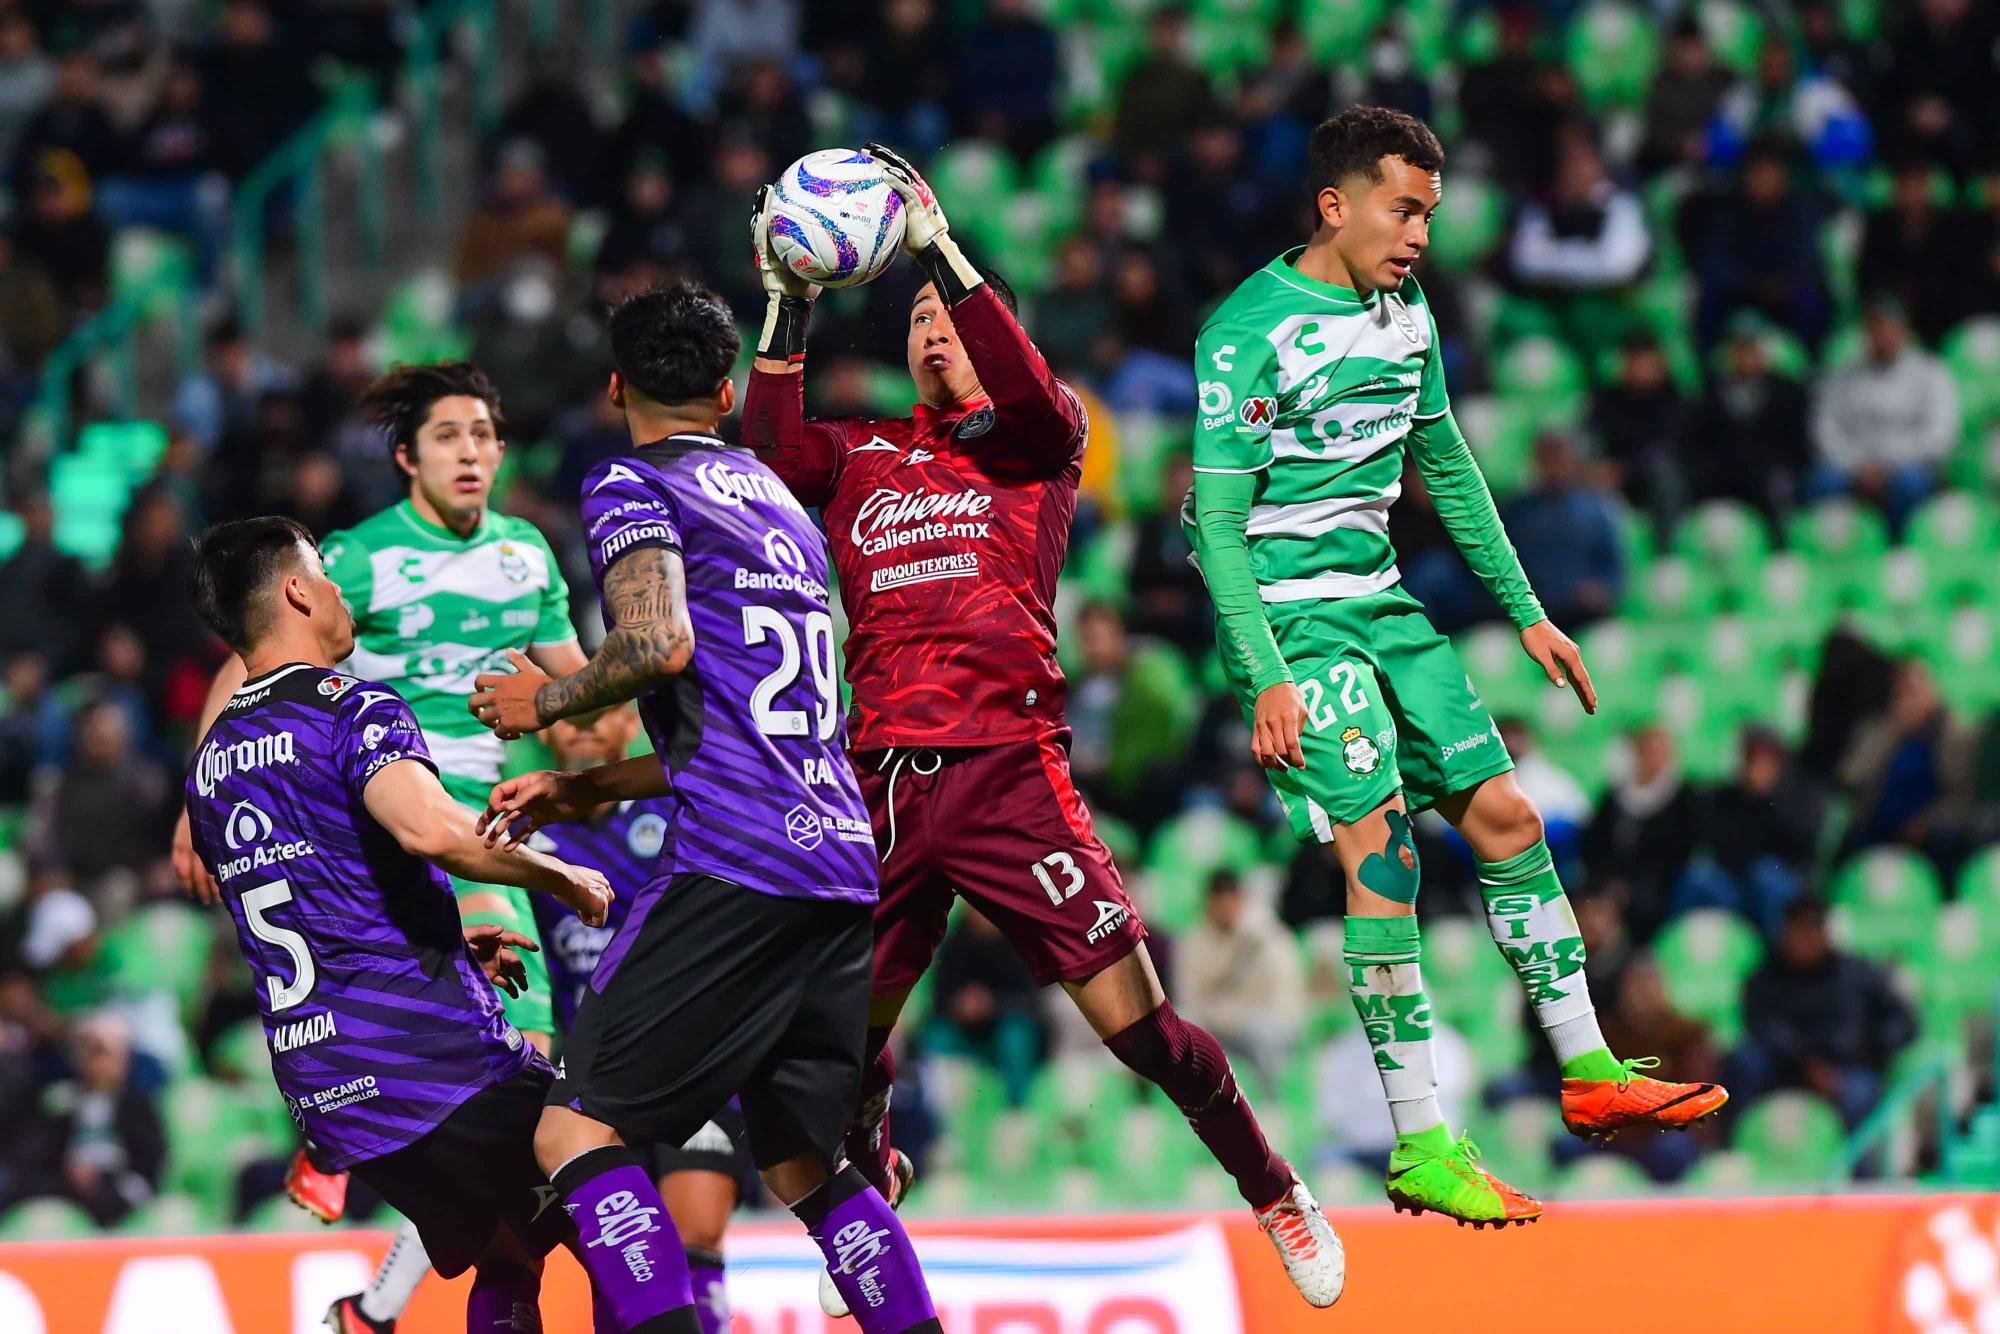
[1679, 726, 1821, 938]
[1125, 452, 1209, 657]
[198, 0, 316, 175]
[97, 59, 228, 279]
[14, 152, 109, 311]
[718, 57, 811, 173]
[1808, 297, 1959, 531]
[1592, 956, 1720, 1180]
[498, 56, 607, 209]
[1335, 24, 1430, 125]
[1582, 724, 1700, 945]
[9, 49, 114, 186]
[1507, 125, 1650, 294]
[596, 153, 699, 285]
[1690, 314, 1812, 517]
[1689, 137, 1830, 351]
[0, 10, 55, 170]
[1498, 432, 1623, 629]
[854, 0, 951, 154]
[1068, 602, 1196, 833]
[928, 907, 1044, 1107]
[1839, 658, 1977, 869]
[1232, 20, 1329, 185]
[97, 489, 212, 699]
[1859, 159, 1981, 345]
[1456, 5, 1565, 189]
[0, 494, 86, 671]
[0, 225, 63, 379]
[1392, 465, 1487, 633]
[11, 1013, 163, 1226]
[1110, 247, 1194, 362]
[1707, 34, 1871, 172]
[0, 653, 64, 802]
[1167, 120, 1284, 303]
[1176, 869, 1302, 1094]
[1113, 8, 1216, 176]
[172, 318, 294, 456]
[1639, 22, 1731, 172]
[1032, 236, 1110, 376]
[1875, 0, 2000, 177]
[1496, 717, 1589, 854]
[605, 49, 713, 195]
[454, 140, 574, 301]
[297, 318, 391, 503]
[1735, 898, 1916, 1127]
[1589, 331, 1690, 529]
[1317, 1013, 1474, 1170]
[1801, 628, 1896, 785]
[37, 701, 172, 907]
[687, 0, 800, 101]
[675, 129, 772, 318]
[956, 0, 1059, 157]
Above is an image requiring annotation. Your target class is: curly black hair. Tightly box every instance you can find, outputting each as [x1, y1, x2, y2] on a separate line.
[607, 283, 741, 407]
[358, 361, 504, 477]
[1306, 106, 1445, 206]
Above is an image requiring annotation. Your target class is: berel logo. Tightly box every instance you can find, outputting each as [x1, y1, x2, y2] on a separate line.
[222, 800, 273, 850]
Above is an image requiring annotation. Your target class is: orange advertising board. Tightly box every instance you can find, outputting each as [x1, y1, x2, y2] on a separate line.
[0, 1193, 1988, 1332]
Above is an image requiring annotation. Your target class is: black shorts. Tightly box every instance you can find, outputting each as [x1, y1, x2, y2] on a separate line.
[351, 1063, 570, 1278]
[644, 1098, 761, 1203]
[551, 872, 871, 1173]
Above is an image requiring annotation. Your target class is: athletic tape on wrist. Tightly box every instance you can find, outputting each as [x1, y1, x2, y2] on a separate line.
[758, 294, 813, 362]
[914, 235, 983, 307]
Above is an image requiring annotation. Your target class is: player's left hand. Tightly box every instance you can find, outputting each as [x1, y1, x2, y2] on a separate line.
[462, 923, 539, 997]
[1520, 620, 1597, 715]
[862, 142, 948, 254]
[470, 649, 552, 740]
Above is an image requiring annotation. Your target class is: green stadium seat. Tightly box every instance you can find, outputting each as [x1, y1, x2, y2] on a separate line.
[1566, 2, 1661, 110]
[1143, 808, 1268, 934]
[1923, 903, 2000, 1042]
[102, 903, 215, 1024]
[1958, 847, 2000, 926]
[118, 1193, 215, 1237]
[1732, 1091, 1846, 1186]
[1422, 915, 1528, 1080]
[1627, 553, 1724, 625]
[1426, 172, 1507, 273]
[925, 141, 1019, 255]
[1738, 552, 1840, 637]
[1906, 490, 2000, 603]
[244, 1193, 314, 1233]
[1942, 317, 2000, 427]
[1679, 1148, 1758, 1195]
[1576, 619, 1666, 700]
[1028, 135, 1094, 236]
[1300, 0, 1385, 64]
[1480, 1097, 1554, 1186]
[1552, 1153, 1653, 1199]
[0, 1197, 99, 1240]
[1923, 607, 2000, 714]
[1672, 500, 1772, 602]
[1454, 623, 1547, 721]
[1696, 616, 1792, 707]
[1456, 395, 1539, 498]
[1698, 0, 1765, 73]
[1784, 499, 1890, 603]
[1653, 908, 1763, 1045]
[1828, 848, 1944, 968]
[1190, 14, 1272, 80]
[1493, 336, 1588, 417]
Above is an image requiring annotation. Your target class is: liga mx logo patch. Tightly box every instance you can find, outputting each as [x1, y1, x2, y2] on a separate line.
[1237, 396, 1276, 437]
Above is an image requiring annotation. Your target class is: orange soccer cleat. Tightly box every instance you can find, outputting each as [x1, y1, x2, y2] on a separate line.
[285, 1147, 350, 1224]
[1562, 1057, 1729, 1139]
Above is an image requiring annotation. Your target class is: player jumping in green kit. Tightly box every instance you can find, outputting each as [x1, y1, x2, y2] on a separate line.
[1186, 108, 1728, 1227]
[172, 363, 586, 1331]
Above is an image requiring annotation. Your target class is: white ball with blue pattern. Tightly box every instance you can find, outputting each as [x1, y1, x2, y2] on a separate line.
[766, 149, 908, 289]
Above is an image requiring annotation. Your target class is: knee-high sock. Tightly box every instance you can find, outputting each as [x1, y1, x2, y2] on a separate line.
[360, 1217, 431, 1322]
[687, 1247, 729, 1334]
[1103, 1000, 1294, 1210]
[551, 1145, 699, 1334]
[1477, 841, 1618, 1079]
[793, 1166, 940, 1334]
[842, 1026, 897, 1196]
[466, 1259, 541, 1333]
[1344, 914, 1446, 1138]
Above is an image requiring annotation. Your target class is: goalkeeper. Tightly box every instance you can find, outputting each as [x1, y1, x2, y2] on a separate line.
[1186, 107, 1728, 1228]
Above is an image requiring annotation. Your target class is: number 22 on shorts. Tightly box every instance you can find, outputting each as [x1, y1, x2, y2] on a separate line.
[1299, 662, 1369, 732]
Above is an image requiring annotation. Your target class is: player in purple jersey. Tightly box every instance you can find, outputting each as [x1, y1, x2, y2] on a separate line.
[180, 517, 615, 1334]
[467, 286, 942, 1334]
[526, 705, 756, 1334]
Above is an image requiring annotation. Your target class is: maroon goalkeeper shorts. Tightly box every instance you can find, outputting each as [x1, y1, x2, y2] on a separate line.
[855, 731, 1147, 994]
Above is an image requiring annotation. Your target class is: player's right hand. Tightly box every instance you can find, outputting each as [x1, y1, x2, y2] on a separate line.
[1252, 681, 1309, 773]
[862, 142, 949, 254]
[479, 770, 594, 848]
[751, 183, 822, 302]
[171, 809, 220, 905]
[557, 865, 614, 928]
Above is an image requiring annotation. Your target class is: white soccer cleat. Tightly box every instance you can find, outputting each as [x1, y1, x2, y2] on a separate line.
[1253, 1179, 1345, 1308]
[818, 1148, 916, 1318]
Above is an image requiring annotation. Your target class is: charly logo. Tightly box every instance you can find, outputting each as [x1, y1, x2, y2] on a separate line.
[627, 812, 667, 859]
[223, 800, 273, 850]
[783, 803, 824, 851]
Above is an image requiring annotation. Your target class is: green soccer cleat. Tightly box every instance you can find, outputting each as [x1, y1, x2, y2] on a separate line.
[1384, 1135, 1543, 1229]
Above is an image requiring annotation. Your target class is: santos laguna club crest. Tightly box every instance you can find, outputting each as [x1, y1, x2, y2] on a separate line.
[1340, 726, 1381, 777]
[1384, 293, 1421, 344]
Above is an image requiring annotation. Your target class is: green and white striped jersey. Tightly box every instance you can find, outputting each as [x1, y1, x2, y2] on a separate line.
[321, 501, 577, 795]
[1190, 248, 1449, 601]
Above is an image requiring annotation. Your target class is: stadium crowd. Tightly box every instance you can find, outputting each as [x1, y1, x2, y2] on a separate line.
[3, 0, 2000, 1230]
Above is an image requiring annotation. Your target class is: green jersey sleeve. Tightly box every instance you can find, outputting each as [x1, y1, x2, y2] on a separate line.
[1414, 302, 1451, 422]
[319, 527, 376, 636]
[1189, 469, 1291, 693]
[525, 527, 578, 647]
[1406, 410, 1546, 630]
[1192, 320, 1279, 474]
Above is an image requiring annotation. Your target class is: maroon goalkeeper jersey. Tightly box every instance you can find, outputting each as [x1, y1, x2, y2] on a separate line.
[743, 286, 1089, 751]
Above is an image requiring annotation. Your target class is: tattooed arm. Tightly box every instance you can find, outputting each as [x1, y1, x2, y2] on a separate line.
[469, 547, 694, 739]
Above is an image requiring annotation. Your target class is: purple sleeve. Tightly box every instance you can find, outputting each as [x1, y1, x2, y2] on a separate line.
[579, 461, 683, 582]
[332, 683, 436, 800]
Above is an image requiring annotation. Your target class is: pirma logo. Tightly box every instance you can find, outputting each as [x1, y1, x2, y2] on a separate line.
[1086, 899, 1132, 944]
[784, 803, 825, 851]
[223, 800, 273, 850]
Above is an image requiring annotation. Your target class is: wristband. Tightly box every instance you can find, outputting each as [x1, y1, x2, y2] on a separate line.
[911, 234, 984, 307]
[757, 294, 813, 362]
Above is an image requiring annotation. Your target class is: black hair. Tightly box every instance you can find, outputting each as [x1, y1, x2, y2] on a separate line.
[607, 283, 741, 406]
[359, 361, 504, 475]
[1306, 105, 1445, 206]
[188, 516, 316, 654]
[910, 263, 1018, 316]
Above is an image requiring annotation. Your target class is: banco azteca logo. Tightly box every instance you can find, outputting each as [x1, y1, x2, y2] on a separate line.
[223, 800, 274, 850]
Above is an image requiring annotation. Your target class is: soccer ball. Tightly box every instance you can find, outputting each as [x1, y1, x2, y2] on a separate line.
[765, 149, 907, 289]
